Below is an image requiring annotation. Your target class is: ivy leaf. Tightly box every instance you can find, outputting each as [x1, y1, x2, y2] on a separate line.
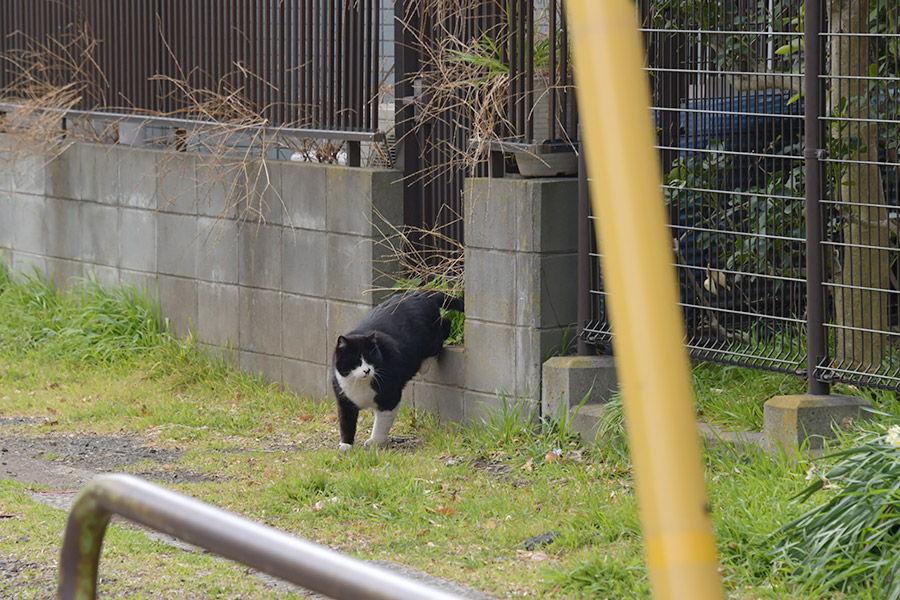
[774, 39, 802, 55]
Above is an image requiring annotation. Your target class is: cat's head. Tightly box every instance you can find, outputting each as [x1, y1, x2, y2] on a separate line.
[333, 334, 381, 380]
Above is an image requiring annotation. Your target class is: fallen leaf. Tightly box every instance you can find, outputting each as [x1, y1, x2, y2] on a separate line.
[437, 506, 456, 516]
[297, 414, 314, 422]
[531, 552, 550, 562]
[544, 451, 560, 464]
[521, 457, 534, 472]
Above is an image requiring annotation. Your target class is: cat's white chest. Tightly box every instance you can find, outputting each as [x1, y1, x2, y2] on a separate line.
[334, 361, 377, 410]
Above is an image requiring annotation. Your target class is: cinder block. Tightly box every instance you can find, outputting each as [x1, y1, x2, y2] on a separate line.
[326, 300, 372, 351]
[119, 208, 157, 272]
[45, 145, 80, 200]
[156, 152, 198, 214]
[464, 389, 538, 428]
[464, 247, 517, 323]
[464, 178, 520, 251]
[243, 159, 284, 225]
[119, 270, 158, 295]
[238, 287, 282, 355]
[47, 258, 83, 290]
[325, 166, 376, 236]
[283, 358, 329, 401]
[765, 394, 874, 451]
[12, 252, 47, 276]
[467, 176, 577, 254]
[198, 282, 239, 346]
[533, 179, 578, 254]
[541, 356, 619, 420]
[418, 346, 466, 387]
[412, 382, 466, 423]
[197, 217, 238, 284]
[0, 138, 13, 193]
[77, 144, 101, 202]
[118, 147, 158, 209]
[540, 253, 578, 327]
[515, 327, 543, 401]
[567, 403, 615, 443]
[196, 156, 243, 219]
[81, 203, 119, 266]
[11, 193, 46, 255]
[44, 198, 82, 260]
[515, 253, 541, 328]
[157, 213, 198, 278]
[238, 350, 283, 384]
[158, 275, 198, 337]
[326, 233, 371, 303]
[282, 228, 326, 296]
[281, 162, 327, 231]
[371, 233, 402, 305]
[239, 223, 282, 290]
[463, 319, 518, 395]
[84, 265, 120, 289]
[9, 151, 45, 196]
[0, 192, 10, 249]
[370, 170, 404, 231]
[92, 146, 120, 206]
[283, 293, 327, 363]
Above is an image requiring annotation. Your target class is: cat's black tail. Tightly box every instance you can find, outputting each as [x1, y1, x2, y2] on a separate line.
[417, 289, 464, 313]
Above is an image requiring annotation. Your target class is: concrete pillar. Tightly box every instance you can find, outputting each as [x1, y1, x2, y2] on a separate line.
[764, 394, 874, 451]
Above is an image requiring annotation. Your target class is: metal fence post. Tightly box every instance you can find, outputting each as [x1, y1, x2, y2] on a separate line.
[394, 0, 422, 250]
[577, 136, 592, 356]
[804, 0, 829, 396]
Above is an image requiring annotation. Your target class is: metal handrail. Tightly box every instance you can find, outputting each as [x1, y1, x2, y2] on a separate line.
[58, 474, 465, 600]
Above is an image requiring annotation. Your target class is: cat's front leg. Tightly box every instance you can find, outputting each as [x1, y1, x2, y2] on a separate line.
[337, 395, 360, 452]
[364, 408, 398, 447]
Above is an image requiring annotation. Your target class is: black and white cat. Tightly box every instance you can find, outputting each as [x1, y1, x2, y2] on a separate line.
[332, 289, 464, 451]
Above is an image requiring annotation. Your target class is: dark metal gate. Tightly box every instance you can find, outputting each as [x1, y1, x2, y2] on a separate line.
[394, 0, 577, 273]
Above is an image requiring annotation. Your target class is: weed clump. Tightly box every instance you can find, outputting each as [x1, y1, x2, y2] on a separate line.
[0, 264, 167, 363]
[774, 423, 900, 599]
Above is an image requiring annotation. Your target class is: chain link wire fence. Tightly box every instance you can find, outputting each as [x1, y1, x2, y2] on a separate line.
[584, 0, 900, 392]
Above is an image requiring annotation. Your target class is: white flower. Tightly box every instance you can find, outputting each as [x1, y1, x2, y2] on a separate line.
[885, 425, 900, 448]
[805, 463, 820, 483]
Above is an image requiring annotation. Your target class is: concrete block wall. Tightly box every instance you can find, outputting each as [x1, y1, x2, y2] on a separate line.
[0, 138, 402, 402]
[0, 136, 580, 428]
[404, 177, 579, 423]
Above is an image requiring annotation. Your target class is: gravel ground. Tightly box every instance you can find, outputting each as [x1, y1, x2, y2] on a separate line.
[0, 420, 496, 600]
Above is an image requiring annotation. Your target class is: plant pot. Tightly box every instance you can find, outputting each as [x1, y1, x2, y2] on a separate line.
[514, 148, 578, 177]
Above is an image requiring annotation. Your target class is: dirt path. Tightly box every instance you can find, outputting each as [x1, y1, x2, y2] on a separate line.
[0, 419, 496, 599]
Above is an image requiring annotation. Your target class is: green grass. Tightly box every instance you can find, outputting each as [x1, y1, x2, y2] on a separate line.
[0, 263, 896, 598]
[693, 362, 807, 430]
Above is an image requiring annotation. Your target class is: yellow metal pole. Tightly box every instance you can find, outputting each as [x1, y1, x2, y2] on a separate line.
[565, 2, 724, 599]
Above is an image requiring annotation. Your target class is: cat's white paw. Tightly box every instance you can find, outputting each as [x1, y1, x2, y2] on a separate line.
[363, 437, 385, 448]
[338, 442, 353, 453]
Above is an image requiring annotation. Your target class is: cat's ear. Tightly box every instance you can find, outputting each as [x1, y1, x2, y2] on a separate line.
[336, 335, 348, 351]
[367, 333, 380, 351]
